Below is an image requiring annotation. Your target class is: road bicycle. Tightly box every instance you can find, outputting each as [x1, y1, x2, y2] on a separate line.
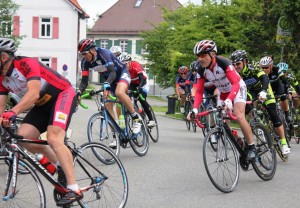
[196, 106, 276, 193]
[184, 93, 197, 132]
[252, 96, 290, 162]
[287, 94, 300, 144]
[83, 88, 149, 157]
[0, 124, 128, 207]
[128, 90, 159, 142]
[199, 94, 218, 137]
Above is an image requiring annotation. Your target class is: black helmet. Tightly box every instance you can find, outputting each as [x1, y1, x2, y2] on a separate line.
[0, 38, 17, 54]
[78, 38, 96, 53]
[190, 61, 199, 71]
[230, 50, 247, 64]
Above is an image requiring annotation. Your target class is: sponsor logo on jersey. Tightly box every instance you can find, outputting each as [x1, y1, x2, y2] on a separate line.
[54, 112, 67, 124]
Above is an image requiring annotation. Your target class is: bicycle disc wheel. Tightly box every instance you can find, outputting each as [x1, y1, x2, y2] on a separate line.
[203, 129, 239, 193]
[87, 112, 120, 158]
[147, 106, 159, 142]
[73, 142, 128, 208]
[251, 123, 277, 181]
[0, 157, 46, 207]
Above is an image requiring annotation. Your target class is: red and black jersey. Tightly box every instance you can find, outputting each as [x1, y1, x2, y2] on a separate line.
[128, 61, 147, 85]
[0, 56, 72, 106]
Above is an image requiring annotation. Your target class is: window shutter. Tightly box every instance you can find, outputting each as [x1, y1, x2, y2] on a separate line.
[136, 40, 142, 55]
[53, 17, 59, 39]
[108, 40, 112, 48]
[114, 40, 120, 46]
[13, 16, 20, 36]
[127, 40, 132, 54]
[32, 17, 39, 38]
[95, 39, 100, 47]
[51, 57, 57, 71]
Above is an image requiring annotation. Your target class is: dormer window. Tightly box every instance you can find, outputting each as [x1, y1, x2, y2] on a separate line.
[134, 0, 143, 7]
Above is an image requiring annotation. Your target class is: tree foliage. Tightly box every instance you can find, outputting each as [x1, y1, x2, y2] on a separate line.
[141, 0, 300, 89]
[0, 0, 20, 40]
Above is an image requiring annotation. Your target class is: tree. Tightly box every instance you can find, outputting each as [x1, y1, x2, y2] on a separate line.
[0, 0, 19, 40]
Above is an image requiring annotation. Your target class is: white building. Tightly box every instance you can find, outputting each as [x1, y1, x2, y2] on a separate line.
[12, 0, 89, 87]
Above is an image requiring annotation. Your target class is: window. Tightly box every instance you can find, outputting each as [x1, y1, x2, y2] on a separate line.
[40, 57, 50, 67]
[100, 40, 109, 49]
[0, 21, 12, 37]
[40, 18, 52, 38]
[120, 40, 128, 53]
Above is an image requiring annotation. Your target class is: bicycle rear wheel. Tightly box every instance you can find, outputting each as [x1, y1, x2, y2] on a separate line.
[146, 106, 159, 142]
[203, 129, 239, 193]
[0, 157, 46, 207]
[251, 123, 277, 181]
[126, 113, 149, 156]
[184, 102, 191, 130]
[87, 112, 120, 158]
[73, 142, 128, 208]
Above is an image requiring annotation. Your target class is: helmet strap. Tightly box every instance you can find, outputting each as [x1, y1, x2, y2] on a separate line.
[0, 53, 13, 75]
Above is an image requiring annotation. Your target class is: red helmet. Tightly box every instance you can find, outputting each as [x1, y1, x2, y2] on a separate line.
[178, 66, 188, 74]
[78, 38, 96, 53]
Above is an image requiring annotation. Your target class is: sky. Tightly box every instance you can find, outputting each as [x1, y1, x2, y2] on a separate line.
[77, 0, 201, 27]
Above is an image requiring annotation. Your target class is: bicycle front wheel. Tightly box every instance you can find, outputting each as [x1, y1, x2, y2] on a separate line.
[203, 129, 239, 193]
[0, 157, 46, 208]
[87, 112, 120, 158]
[73, 142, 128, 208]
[251, 123, 277, 181]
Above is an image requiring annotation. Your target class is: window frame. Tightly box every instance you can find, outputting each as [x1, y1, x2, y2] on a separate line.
[39, 17, 52, 38]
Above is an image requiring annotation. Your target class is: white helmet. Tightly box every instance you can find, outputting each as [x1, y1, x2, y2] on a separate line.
[109, 46, 122, 56]
[259, 56, 273, 67]
[0, 38, 17, 54]
[119, 52, 132, 63]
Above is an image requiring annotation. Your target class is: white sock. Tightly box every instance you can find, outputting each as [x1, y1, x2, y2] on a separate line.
[67, 184, 79, 192]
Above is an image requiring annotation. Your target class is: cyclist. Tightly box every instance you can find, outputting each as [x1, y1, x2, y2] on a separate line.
[230, 50, 290, 155]
[0, 37, 82, 206]
[119, 52, 156, 127]
[192, 40, 256, 160]
[77, 38, 142, 134]
[176, 66, 192, 114]
[260, 56, 292, 124]
[109, 45, 122, 58]
[277, 62, 300, 109]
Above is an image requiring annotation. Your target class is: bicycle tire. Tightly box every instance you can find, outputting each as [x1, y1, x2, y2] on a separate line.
[73, 142, 128, 208]
[147, 106, 159, 142]
[251, 123, 277, 181]
[0, 157, 46, 207]
[203, 129, 239, 193]
[126, 113, 149, 156]
[87, 112, 120, 158]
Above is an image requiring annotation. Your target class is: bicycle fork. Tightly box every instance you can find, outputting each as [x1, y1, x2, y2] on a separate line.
[3, 152, 19, 201]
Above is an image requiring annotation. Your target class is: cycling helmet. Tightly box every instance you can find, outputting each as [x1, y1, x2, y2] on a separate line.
[178, 66, 188, 74]
[259, 56, 273, 67]
[190, 61, 198, 71]
[119, 52, 132, 62]
[277, 62, 289, 72]
[230, 50, 247, 64]
[109, 46, 122, 55]
[0, 38, 17, 54]
[78, 38, 96, 53]
[193, 40, 217, 55]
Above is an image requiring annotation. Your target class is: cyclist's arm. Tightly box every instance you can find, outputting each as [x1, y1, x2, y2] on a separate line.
[193, 78, 205, 109]
[105, 64, 116, 84]
[280, 75, 290, 91]
[226, 66, 240, 101]
[11, 80, 40, 115]
[0, 95, 7, 114]
[78, 61, 89, 93]
[138, 73, 146, 88]
[258, 73, 269, 91]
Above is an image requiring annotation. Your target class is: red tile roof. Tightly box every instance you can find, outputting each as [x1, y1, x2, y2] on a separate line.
[89, 0, 182, 35]
[69, 0, 90, 18]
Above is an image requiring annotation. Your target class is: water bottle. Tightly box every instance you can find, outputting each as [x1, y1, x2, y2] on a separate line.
[35, 153, 56, 175]
[118, 115, 125, 129]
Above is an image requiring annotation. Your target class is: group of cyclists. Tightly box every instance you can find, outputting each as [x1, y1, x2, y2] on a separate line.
[178, 39, 299, 160]
[0, 35, 298, 205]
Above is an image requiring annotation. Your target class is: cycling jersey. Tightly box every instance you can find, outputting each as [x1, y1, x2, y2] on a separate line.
[176, 71, 194, 93]
[267, 66, 290, 100]
[0, 56, 76, 131]
[194, 56, 244, 108]
[127, 61, 149, 93]
[285, 72, 300, 94]
[79, 47, 131, 93]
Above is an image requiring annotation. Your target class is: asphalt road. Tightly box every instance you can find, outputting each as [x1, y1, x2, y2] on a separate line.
[22, 98, 300, 207]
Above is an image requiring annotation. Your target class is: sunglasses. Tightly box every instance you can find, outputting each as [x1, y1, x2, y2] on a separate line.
[80, 51, 89, 56]
[233, 62, 242, 66]
[180, 73, 187, 75]
[261, 66, 269, 69]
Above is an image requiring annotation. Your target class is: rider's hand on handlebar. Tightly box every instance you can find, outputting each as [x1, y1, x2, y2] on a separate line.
[222, 99, 232, 110]
[258, 90, 267, 101]
[0, 110, 17, 127]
